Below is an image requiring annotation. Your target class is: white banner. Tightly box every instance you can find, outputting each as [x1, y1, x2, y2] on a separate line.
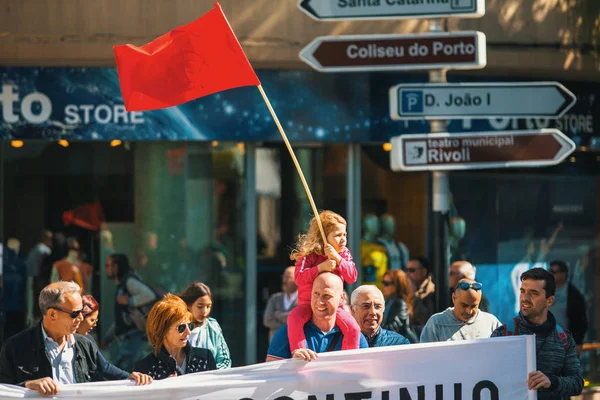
[0, 336, 535, 399]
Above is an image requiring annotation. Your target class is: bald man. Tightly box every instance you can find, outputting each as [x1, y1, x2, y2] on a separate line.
[448, 261, 490, 312]
[421, 279, 501, 343]
[266, 272, 368, 361]
[264, 266, 298, 342]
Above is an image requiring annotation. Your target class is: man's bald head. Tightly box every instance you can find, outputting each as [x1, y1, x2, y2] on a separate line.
[452, 279, 482, 322]
[314, 272, 343, 294]
[311, 273, 344, 324]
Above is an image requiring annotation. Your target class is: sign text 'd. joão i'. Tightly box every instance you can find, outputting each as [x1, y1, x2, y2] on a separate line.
[390, 82, 577, 120]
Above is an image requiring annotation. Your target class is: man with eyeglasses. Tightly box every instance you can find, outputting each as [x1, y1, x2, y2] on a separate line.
[421, 279, 500, 343]
[350, 285, 409, 347]
[0, 281, 152, 395]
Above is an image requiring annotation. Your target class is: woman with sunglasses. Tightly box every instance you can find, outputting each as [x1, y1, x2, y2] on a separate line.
[380, 270, 419, 343]
[133, 294, 216, 379]
[179, 282, 231, 369]
[76, 295, 152, 385]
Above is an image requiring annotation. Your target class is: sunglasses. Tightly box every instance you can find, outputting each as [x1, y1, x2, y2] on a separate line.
[51, 307, 83, 319]
[455, 282, 483, 291]
[382, 280, 393, 287]
[176, 322, 195, 334]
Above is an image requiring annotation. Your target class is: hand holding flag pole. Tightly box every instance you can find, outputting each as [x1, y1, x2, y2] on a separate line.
[113, 2, 328, 244]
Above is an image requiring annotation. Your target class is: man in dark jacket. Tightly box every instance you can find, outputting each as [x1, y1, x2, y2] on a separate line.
[0, 281, 151, 395]
[492, 268, 583, 400]
[548, 260, 587, 356]
[351, 285, 410, 347]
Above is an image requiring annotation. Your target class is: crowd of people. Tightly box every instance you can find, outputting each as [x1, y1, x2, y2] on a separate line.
[0, 210, 588, 399]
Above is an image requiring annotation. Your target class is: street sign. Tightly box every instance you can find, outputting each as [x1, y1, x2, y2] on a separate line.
[389, 82, 577, 120]
[298, 0, 485, 21]
[390, 129, 576, 171]
[299, 32, 486, 73]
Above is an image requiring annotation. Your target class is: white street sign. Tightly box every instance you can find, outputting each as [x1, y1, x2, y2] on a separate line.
[298, 0, 485, 21]
[390, 129, 576, 171]
[390, 82, 577, 120]
[299, 32, 486, 73]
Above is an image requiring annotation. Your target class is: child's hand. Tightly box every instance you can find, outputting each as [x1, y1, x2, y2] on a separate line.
[317, 259, 337, 273]
[324, 244, 342, 264]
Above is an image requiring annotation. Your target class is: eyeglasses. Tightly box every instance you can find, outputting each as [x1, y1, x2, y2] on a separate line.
[455, 282, 483, 291]
[357, 302, 384, 311]
[382, 280, 393, 287]
[406, 268, 418, 273]
[51, 307, 83, 319]
[176, 322, 195, 334]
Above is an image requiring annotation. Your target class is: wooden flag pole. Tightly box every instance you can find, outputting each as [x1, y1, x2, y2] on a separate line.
[257, 85, 328, 245]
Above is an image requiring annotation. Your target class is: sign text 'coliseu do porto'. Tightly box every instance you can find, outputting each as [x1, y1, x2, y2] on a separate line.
[299, 32, 486, 72]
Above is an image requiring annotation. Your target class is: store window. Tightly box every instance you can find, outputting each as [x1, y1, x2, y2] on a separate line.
[450, 170, 598, 377]
[360, 145, 429, 286]
[0, 141, 247, 365]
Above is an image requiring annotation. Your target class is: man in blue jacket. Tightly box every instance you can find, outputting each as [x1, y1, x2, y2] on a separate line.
[351, 285, 410, 347]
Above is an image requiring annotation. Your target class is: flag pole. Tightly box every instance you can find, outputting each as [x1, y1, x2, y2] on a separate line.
[257, 85, 328, 245]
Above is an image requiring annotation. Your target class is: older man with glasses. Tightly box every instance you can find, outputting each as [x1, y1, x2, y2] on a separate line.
[0, 281, 151, 395]
[420, 278, 501, 343]
[350, 285, 410, 347]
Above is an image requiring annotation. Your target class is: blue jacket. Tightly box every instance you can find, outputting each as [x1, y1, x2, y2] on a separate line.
[364, 327, 410, 347]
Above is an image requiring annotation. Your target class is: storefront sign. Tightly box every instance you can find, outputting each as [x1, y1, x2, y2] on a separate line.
[391, 129, 576, 171]
[298, 0, 485, 21]
[390, 82, 576, 120]
[299, 32, 487, 72]
[0, 336, 535, 400]
[0, 68, 598, 145]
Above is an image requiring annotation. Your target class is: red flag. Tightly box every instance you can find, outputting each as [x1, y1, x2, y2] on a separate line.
[114, 2, 260, 112]
[62, 201, 106, 231]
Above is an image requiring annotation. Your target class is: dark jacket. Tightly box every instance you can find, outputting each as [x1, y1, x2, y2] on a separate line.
[566, 283, 588, 345]
[86, 334, 130, 380]
[133, 344, 216, 380]
[0, 323, 102, 386]
[491, 312, 583, 400]
[364, 327, 410, 347]
[382, 298, 419, 343]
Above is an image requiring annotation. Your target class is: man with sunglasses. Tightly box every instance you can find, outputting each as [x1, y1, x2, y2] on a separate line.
[0, 281, 151, 395]
[421, 279, 500, 343]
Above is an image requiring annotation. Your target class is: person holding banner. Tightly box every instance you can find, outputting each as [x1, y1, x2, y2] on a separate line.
[350, 285, 410, 347]
[266, 273, 368, 361]
[133, 294, 216, 379]
[288, 211, 361, 352]
[0, 282, 104, 395]
[492, 268, 583, 400]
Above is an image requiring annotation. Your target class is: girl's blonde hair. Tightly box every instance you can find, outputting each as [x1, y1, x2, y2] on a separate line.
[290, 210, 346, 260]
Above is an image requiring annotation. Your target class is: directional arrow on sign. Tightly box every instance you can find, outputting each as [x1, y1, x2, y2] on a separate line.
[390, 129, 576, 171]
[389, 82, 577, 120]
[298, 0, 485, 21]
